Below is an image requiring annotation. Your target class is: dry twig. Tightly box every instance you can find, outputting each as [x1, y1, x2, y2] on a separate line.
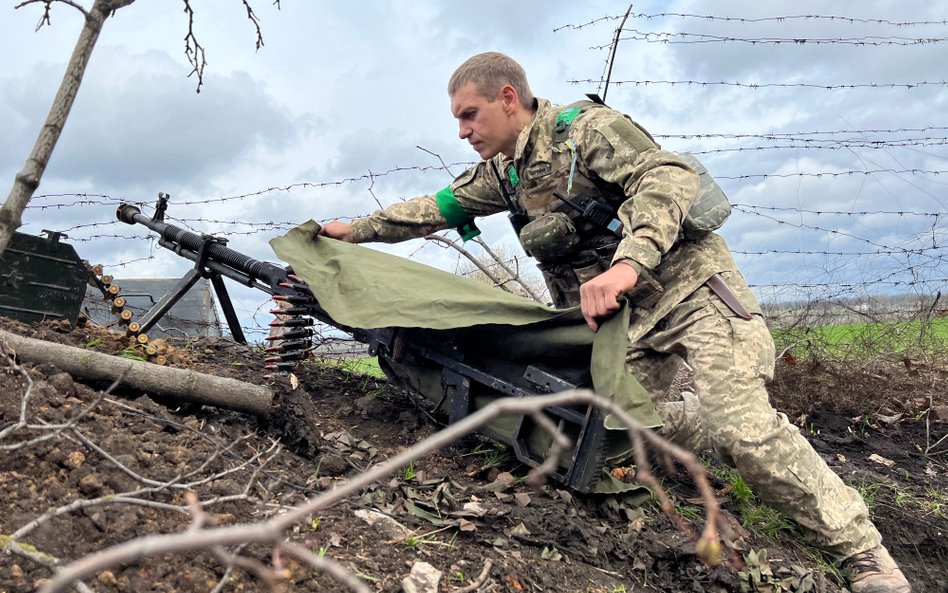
[39, 390, 726, 593]
[452, 559, 493, 593]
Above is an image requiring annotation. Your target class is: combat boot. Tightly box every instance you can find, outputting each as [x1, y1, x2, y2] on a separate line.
[842, 545, 911, 593]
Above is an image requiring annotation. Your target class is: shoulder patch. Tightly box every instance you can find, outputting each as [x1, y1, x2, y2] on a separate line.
[556, 107, 583, 127]
[604, 116, 658, 154]
[506, 165, 520, 187]
[525, 162, 552, 178]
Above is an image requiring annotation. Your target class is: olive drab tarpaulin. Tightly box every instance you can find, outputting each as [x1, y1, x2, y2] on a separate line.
[270, 221, 662, 493]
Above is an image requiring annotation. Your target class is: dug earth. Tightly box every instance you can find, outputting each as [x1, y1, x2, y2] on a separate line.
[0, 318, 945, 592]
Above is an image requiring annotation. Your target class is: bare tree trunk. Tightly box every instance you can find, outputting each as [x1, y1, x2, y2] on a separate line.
[0, 328, 274, 416]
[0, 0, 136, 258]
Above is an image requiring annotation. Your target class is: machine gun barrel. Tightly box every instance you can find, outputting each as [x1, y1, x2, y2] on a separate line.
[116, 202, 332, 343]
[117, 204, 284, 292]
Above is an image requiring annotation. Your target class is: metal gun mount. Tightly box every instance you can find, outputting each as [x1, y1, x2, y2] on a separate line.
[116, 196, 610, 492]
[116, 195, 279, 344]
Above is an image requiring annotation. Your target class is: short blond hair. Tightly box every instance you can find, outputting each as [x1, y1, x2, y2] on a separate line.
[448, 52, 534, 108]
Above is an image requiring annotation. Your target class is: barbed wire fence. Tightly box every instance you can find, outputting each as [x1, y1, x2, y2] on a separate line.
[571, 7, 948, 356]
[20, 8, 948, 353]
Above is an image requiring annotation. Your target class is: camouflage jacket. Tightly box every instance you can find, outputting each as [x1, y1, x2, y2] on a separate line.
[350, 98, 759, 340]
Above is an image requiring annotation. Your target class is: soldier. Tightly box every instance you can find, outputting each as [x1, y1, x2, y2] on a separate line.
[320, 52, 911, 593]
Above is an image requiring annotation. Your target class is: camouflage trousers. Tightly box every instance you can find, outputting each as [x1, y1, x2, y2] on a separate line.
[628, 278, 881, 559]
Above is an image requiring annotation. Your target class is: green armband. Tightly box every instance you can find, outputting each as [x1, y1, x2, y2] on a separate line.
[435, 186, 481, 241]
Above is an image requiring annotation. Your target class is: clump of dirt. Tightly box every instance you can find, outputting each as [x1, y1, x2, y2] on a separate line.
[1, 317, 946, 593]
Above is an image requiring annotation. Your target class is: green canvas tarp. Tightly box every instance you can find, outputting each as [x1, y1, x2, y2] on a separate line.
[270, 222, 662, 493]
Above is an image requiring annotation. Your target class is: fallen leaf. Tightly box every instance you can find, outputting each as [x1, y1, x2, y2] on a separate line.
[483, 471, 516, 492]
[627, 517, 645, 532]
[876, 412, 903, 426]
[541, 546, 562, 561]
[451, 501, 488, 518]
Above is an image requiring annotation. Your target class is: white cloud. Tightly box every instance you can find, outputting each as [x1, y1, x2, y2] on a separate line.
[3, 46, 308, 193]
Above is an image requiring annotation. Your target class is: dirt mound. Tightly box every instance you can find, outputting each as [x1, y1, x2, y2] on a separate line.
[1, 318, 945, 593]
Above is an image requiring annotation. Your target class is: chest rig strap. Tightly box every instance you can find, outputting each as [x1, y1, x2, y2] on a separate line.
[491, 161, 530, 235]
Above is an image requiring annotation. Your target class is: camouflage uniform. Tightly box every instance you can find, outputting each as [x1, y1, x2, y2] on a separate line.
[349, 98, 881, 558]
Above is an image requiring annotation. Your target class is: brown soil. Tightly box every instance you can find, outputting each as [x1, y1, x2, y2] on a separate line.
[1, 318, 946, 593]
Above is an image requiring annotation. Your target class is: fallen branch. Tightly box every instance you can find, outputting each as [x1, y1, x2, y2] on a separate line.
[0, 328, 273, 416]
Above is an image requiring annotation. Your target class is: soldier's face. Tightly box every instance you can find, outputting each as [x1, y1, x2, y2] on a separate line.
[451, 82, 518, 159]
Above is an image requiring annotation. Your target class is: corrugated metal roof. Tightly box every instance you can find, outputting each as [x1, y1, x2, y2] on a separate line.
[83, 278, 222, 338]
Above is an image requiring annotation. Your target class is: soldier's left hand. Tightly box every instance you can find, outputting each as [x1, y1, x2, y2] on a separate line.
[579, 263, 638, 332]
[319, 220, 355, 242]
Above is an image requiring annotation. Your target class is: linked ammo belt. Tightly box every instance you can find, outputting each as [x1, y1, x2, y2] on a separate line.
[705, 273, 753, 320]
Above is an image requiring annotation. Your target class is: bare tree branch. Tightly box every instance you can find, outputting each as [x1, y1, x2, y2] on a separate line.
[366, 170, 384, 208]
[452, 559, 493, 593]
[39, 390, 726, 593]
[424, 233, 518, 295]
[414, 145, 544, 301]
[470, 236, 544, 302]
[416, 145, 458, 178]
[0, 345, 36, 441]
[15, 0, 89, 27]
[181, 0, 207, 93]
[0, 344, 128, 452]
[278, 540, 373, 593]
[240, 0, 265, 50]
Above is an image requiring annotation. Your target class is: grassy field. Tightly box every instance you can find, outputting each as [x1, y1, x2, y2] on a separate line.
[772, 316, 948, 358]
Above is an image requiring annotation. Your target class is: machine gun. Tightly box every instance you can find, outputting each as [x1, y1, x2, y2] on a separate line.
[116, 196, 610, 492]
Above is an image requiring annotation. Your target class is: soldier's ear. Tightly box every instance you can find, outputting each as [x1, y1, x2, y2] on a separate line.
[499, 85, 518, 113]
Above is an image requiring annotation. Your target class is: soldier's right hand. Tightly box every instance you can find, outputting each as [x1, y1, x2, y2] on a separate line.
[579, 262, 638, 332]
[319, 220, 355, 242]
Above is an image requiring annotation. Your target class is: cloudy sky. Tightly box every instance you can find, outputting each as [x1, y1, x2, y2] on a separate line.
[2, 1, 946, 339]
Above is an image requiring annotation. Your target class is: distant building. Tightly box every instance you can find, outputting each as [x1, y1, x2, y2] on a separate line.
[83, 278, 222, 339]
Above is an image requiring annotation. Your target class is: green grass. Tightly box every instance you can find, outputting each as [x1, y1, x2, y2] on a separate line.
[848, 479, 947, 519]
[117, 346, 147, 361]
[316, 356, 386, 378]
[400, 462, 417, 482]
[713, 466, 796, 540]
[854, 480, 885, 509]
[773, 317, 948, 358]
[460, 443, 514, 469]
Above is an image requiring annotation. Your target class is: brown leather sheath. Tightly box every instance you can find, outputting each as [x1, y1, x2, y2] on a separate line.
[705, 273, 753, 320]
